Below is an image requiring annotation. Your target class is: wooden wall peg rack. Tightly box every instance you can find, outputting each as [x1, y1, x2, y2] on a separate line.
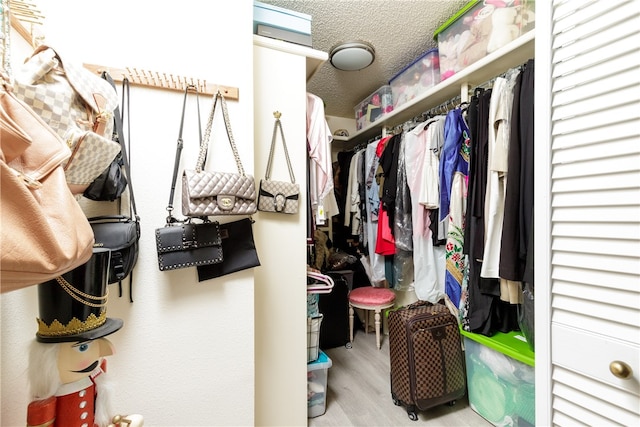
[82, 63, 239, 100]
[7, 0, 45, 48]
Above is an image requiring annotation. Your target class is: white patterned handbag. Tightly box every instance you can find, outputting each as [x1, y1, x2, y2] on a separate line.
[257, 111, 299, 214]
[12, 45, 121, 194]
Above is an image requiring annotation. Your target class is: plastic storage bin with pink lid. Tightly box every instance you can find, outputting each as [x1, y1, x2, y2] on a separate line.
[434, 0, 536, 81]
[389, 48, 440, 109]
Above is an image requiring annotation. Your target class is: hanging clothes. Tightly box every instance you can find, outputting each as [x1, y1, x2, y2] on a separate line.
[374, 136, 396, 255]
[462, 63, 533, 336]
[404, 117, 447, 303]
[465, 88, 501, 335]
[379, 134, 402, 227]
[420, 117, 447, 247]
[459, 91, 481, 329]
[375, 200, 396, 256]
[441, 108, 470, 310]
[439, 109, 469, 222]
[500, 59, 535, 285]
[332, 150, 355, 248]
[462, 89, 481, 257]
[479, 70, 523, 305]
[394, 133, 413, 252]
[307, 92, 339, 225]
[344, 149, 364, 238]
[357, 148, 368, 247]
[363, 138, 387, 284]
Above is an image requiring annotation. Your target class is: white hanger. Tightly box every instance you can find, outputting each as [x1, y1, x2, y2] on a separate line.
[307, 271, 334, 294]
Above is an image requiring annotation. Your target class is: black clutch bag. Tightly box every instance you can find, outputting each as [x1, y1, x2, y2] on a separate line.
[156, 221, 223, 271]
[197, 218, 260, 280]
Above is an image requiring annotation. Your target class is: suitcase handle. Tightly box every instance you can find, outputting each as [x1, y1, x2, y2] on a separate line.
[388, 300, 432, 315]
[405, 300, 433, 310]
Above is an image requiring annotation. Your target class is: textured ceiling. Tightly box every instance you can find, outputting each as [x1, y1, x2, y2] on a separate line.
[259, 0, 468, 119]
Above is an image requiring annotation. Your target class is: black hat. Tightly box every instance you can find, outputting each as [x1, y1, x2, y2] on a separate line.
[36, 248, 123, 343]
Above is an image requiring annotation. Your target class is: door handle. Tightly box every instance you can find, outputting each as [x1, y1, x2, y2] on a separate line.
[609, 360, 633, 380]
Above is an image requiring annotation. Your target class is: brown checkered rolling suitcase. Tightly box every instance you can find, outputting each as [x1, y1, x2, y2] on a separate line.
[389, 300, 466, 421]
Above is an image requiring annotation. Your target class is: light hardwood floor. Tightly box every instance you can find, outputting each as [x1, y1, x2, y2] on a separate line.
[308, 329, 492, 427]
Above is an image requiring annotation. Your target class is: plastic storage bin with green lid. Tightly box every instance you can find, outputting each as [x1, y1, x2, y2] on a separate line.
[461, 329, 535, 427]
[434, 0, 536, 80]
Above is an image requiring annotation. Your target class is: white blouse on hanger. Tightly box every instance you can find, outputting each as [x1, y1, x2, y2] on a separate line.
[307, 92, 338, 223]
[405, 119, 447, 303]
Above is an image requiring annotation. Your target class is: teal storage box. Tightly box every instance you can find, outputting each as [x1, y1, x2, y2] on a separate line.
[253, 1, 312, 35]
[308, 350, 332, 418]
[461, 330, 535, 426]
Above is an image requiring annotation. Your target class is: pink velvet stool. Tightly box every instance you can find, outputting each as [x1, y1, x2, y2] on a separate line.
[348, 287, 396, 350]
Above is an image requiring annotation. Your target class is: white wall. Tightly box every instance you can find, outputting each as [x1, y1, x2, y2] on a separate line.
[1, 1, 259, 426]
[325, 115, 357, 138]
[253, 42, 310, 426]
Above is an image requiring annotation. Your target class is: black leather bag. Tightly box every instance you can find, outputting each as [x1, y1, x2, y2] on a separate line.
[83, 153, 127, 201]
[87, 76, 141, 301]
[90, 215, 139, 284]
[83, 74, 130, 201]
[197, 218, 260, 280]
[156, 220, 223, 271]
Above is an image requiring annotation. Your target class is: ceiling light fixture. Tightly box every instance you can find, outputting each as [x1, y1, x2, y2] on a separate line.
[329, 41, 375, 71]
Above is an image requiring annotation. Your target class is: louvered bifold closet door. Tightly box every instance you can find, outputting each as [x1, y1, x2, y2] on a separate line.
[549, 0, 640, 426]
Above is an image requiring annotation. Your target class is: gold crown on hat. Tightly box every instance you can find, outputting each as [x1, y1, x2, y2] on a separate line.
[37, 311, 107, 337]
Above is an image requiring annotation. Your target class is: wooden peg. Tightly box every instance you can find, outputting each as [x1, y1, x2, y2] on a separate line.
[82, 63, 238, 99]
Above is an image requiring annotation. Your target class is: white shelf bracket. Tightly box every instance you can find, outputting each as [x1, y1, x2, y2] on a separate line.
[460, 82, 471, 104]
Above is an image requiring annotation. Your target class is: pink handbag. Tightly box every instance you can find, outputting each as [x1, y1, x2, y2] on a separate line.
[1, 74, 94, 292]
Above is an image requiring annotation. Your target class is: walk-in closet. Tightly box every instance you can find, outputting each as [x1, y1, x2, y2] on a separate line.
[306, 15, 537, 425]
[1, 1, 638, 427]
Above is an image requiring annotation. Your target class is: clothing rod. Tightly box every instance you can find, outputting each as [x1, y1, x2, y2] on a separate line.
[470, 62, 526, 94]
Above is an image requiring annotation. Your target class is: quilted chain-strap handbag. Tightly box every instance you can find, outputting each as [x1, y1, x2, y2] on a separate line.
[182, 90, 256, 216]
[257, 111, 299, 214]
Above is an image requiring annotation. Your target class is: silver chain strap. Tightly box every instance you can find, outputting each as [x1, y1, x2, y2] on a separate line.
[197, 91, 245, 175]
[265, 111, 295, 183]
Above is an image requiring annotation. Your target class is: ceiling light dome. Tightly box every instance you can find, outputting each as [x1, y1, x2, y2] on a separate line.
[329, 41, 375, 71]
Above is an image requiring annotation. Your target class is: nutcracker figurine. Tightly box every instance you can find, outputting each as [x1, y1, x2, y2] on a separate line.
[26, 248, 143, 427]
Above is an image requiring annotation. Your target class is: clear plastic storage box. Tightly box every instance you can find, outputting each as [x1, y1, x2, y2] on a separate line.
[389, 48, 440, 108]
[434, 0, 535, 80]
[308, 350, 332, 418]
[354, 85, 393, 131]
[461, 330, 535, 427]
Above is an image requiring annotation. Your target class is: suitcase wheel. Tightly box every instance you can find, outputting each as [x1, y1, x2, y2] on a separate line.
[447, 400, 457, 407]
[391, 392, 418, 421]
[392, 396, 400, 406]
[406, 406, 418, 421]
